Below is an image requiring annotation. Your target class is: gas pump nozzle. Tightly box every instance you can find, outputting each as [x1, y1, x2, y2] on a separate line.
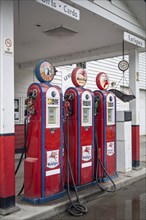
[64, 93, 74, 101]
[94, 95, 100, 115]
[64, 93, 74, 116]
[28, 89, 37, 100]
[68, 93, 74, 101]
[28, 91, 33, 97]
[27, 90, 37, 116]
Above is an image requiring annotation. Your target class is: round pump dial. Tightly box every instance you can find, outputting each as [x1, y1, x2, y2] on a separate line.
[35, 60, 55, 83]
[71, 67, 87, 87]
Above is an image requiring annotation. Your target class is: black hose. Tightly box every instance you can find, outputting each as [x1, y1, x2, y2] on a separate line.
[15, 117, 27, 175]
[65, 114, 88, 216]
[15, 149, 25, 175]
[16, 117, 28, 196]
[94, 116, 116, 192]
[17, 183, 24, 196]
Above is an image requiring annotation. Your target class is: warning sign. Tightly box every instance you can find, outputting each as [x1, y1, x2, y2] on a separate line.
[4, 38, 13, 55]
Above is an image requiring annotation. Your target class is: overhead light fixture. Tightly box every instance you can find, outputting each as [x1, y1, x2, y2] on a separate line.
[23, 41, 30, 44]
[43, 25, 77, 38]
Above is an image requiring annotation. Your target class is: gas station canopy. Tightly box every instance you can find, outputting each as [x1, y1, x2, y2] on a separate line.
[0, 0, 146, 215]
[14, 0, 146, 68]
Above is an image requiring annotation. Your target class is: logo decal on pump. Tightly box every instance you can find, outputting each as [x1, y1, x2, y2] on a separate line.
[107, 142, 114, 156]
[47, 98, 59, 105]
[82, 146, 92, 161]
[46, 150, 59, 168]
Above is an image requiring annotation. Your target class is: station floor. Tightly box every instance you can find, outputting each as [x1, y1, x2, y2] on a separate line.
[0, 140, 146, 220]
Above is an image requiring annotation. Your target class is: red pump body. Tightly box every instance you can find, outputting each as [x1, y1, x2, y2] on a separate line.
[64, 87, 94, 187]
[23, 83, 65, 204]
[94, 90, 117, 181]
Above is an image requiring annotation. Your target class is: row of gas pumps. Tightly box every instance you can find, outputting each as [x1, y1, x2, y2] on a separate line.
[21, 60, 117, 214]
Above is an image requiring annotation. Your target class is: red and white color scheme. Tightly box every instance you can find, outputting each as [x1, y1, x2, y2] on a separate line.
[94, 72, 117, 181]
[22, 60, 65, 204]
[71, 67, 87, 87]
[64, 67, 94, 188]
[0, 0, 18, 215]
[129, 50, 140, 168]
[96, 72, 109, 90]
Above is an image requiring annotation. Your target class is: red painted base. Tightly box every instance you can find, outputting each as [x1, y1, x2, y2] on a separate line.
[15, 124, 24, 151]
[132, 125, 140, 167]
[0, 135, 15, 209]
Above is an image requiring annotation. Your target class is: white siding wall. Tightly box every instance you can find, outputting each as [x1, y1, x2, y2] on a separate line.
[85, 52, 146, 135]
[14, 65, 62, 98]
[14, 52, 146, 135]
[140, 90, 146, 136]
[139, 52, 146, 89]
[15, 66, 34, 98]
[139, 52, 146, 136]
[85, 56, 130, 110]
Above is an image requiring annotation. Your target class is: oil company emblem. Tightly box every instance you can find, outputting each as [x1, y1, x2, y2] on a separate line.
[47, 98, 58, 105]
[71, 67, 87, 87]
[82, 145, 92, 161]
[46, 150, 59, 168]
[96, 72, 109, 90]
[40, 62, 55, 82]
[48, 98, 52, 104]
[107, 142, 114, 156]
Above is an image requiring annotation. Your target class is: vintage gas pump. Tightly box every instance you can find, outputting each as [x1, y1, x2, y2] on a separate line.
[64, 67, 94, 189]
[22, 60, 65, 204]
[94, 72, 117, 183]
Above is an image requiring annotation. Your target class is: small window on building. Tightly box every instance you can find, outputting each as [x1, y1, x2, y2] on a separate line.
[76, 62, 86, 69]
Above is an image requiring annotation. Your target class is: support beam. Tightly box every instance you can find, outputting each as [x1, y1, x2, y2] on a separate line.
[19, 43, 137, 69]
[0, 0, 18, 215]
[129, 49, 140, 168]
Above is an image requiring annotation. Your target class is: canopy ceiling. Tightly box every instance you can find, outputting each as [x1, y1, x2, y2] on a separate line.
[14, 0, 146, 67]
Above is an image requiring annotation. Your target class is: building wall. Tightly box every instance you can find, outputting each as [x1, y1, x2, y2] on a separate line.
[85, 56, 129, 111]
[139, 89, 146, 135]
[14, 52, 146, 136]
[86, 52, 146, 135]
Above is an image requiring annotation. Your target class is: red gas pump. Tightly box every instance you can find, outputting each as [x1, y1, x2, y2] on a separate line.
[64, 67, 94, 189]
[94, 72, 117, 183]
[22, 60, 65, 204]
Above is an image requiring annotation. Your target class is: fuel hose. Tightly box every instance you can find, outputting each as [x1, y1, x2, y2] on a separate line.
[94, 115, 116, 193]
[15, 117, 28, 196]
[64, 114, 88, 216]
[15, 117, 27, 175]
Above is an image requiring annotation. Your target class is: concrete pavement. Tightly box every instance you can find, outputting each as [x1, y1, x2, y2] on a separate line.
[0, 140, 146, 220]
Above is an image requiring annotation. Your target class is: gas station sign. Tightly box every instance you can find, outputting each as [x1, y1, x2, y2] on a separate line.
[36, 0, 80, 20]
[124, 32, 145, 48]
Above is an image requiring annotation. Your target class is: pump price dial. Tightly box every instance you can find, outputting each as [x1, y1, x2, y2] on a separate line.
[35, 60, 55, 83]
[118, 60, 129, 72]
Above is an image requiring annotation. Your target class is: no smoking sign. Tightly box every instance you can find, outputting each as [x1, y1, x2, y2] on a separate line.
[4, 37, 13, 55]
